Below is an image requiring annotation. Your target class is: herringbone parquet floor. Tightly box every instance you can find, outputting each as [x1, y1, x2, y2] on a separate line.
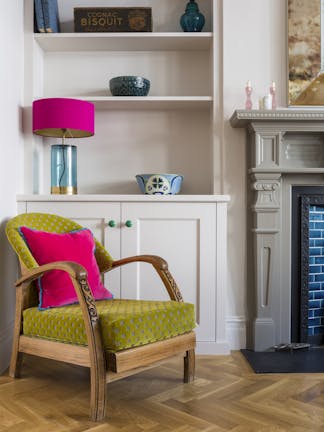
[1, 352, 324, 431]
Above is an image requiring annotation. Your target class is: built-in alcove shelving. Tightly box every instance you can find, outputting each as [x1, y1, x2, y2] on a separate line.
[19, 0, 231, 356]
[25, 0, 218, 195]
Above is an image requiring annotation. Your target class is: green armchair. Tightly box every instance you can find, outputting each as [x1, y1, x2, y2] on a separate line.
[6, 212, 196, 421]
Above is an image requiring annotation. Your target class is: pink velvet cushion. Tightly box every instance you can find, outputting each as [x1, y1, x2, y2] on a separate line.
[19, 226, 113, 310]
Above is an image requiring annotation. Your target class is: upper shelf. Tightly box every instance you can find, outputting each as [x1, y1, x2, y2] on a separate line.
[34, 32, 213, 52]
[39, 96, 213, 111]
[85, 96, 212, 110]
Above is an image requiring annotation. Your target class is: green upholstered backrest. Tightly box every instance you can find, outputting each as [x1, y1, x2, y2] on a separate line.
[6, 212, 114, 273]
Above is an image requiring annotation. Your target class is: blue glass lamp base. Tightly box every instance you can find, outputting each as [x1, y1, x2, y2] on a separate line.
[51, 144, 77, 195]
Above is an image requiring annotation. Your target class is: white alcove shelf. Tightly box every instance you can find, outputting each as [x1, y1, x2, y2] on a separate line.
[34, 32, 213, 52]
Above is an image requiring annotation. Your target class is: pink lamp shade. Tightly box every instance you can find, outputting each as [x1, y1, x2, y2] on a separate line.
[32, 98, 95, 138]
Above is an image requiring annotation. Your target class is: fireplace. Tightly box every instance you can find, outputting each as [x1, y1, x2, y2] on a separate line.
[291, 187, 324, 346]
[230, 109, 324, 351]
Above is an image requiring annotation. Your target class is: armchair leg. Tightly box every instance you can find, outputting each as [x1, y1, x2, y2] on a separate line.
[183, 349, 195, 383]
[10, 285, 24, 378]
[89, 361, 107, 421]
[9, 353, 22, 378]
[9, 331, 23, 378]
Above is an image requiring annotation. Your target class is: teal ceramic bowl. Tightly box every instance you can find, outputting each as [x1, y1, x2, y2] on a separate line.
[109, 76, 150, 96]
[136, 174, 183, 195]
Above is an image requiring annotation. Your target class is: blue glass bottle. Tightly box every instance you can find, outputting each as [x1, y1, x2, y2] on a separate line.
[51, 144, 77, 194]
[180, 0, 205, 32]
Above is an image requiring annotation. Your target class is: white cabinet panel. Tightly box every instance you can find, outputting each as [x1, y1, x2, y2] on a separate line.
[121, 202, 216, 342]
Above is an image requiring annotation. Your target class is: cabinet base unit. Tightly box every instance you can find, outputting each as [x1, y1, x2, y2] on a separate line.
[17, 194, 230, 355]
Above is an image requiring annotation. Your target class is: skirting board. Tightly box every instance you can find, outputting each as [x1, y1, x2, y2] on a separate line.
[196, 316, 246, 354]
[225, 316, 247, 350]
[196, 341, 231, 355]
[0, 321, 14, 373]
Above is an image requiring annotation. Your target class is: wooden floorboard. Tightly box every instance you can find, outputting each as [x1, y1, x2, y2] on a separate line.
[1, 351, 324, 431]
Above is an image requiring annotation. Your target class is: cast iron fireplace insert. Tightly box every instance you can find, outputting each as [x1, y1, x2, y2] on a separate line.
[291, 186, 324, 346]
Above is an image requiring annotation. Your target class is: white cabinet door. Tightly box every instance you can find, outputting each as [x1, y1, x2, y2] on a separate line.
[25, 201, 122, 298]
[120, 202, 217, 343]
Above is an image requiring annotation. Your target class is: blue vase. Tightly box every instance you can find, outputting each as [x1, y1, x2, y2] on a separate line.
[180, 0, 205, 32]
[51, 144, 77, 194]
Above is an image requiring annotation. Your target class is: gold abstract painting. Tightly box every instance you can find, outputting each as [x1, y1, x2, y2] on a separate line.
[288, 0, 322, 105]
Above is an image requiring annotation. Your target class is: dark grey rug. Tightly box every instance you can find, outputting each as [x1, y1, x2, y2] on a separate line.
[241, 348, 324, 373]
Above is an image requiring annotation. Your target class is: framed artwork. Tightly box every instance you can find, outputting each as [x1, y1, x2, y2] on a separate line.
[288, 0, 322, 105]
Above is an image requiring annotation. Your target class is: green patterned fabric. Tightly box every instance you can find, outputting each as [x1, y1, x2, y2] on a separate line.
[6, 213, 113, 273]
[23, 299, 195, 352]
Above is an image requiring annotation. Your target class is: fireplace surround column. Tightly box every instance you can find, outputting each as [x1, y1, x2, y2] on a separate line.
[251, 172, 281, 351]
[230, 109, 324, 351]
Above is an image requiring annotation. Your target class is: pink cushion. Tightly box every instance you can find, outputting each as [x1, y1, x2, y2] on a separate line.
[19, 226, 113, 310]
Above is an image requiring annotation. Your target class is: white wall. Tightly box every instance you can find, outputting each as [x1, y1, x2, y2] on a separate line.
[0, 1, 24, 371]
[0, 0, 288, 366]
[222, 0, 287, 348]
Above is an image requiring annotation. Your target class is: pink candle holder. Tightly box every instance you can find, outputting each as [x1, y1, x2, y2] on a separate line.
[270, 82, 276, 109]
[245, 81, 252, 110]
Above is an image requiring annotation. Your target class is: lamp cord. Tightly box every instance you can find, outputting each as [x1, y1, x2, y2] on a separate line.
[58, 145, 66, 188]
[58, 130, 67, 189]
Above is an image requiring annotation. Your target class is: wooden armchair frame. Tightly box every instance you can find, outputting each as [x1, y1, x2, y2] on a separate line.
[10, 254, 196, 421]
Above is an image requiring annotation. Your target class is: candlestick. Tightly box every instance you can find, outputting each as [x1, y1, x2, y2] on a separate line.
[245, 81, 252, 110]
[270, 81, 276, 109]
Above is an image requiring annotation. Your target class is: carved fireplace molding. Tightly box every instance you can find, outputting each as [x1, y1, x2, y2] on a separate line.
[230, 109, 324, 351]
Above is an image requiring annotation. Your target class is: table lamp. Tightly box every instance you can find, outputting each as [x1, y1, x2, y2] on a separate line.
[32, 98, 95, 194]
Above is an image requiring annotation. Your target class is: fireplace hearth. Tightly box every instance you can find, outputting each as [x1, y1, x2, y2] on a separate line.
[231, 109, 324, 351]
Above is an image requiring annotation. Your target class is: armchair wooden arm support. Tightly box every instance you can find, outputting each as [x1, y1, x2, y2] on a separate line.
[16, 261, 88, 287]
[15, 261, 100, 323]
[109, 255, 183, 302]
[11, 261, 107, 421]
[111, 254, 168, 270]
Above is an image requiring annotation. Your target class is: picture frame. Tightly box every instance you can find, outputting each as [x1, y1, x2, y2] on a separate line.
[288, 0, 322, 105]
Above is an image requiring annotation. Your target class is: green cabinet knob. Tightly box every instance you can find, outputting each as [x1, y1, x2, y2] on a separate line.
[125, 220, 133, 228]
[108, 220, 116, 227]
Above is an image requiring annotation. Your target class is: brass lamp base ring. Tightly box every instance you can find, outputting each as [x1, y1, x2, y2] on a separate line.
[51, 186, 77, 195]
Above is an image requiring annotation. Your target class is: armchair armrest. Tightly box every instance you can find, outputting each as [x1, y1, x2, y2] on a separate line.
[108, 255, 184, 302]
[111, 255, 168, 270]
[16, 261, 87, 287]
[16, 260, 100, 322]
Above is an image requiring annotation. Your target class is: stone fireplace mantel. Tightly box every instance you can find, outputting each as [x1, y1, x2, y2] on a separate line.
[230, 109, 324, 351]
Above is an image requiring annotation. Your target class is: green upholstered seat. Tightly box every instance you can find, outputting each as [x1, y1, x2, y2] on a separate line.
[23, 299, 195, 352]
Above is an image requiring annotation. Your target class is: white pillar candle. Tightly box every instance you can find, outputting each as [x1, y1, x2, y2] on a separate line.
[263, 94, 273, 110]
